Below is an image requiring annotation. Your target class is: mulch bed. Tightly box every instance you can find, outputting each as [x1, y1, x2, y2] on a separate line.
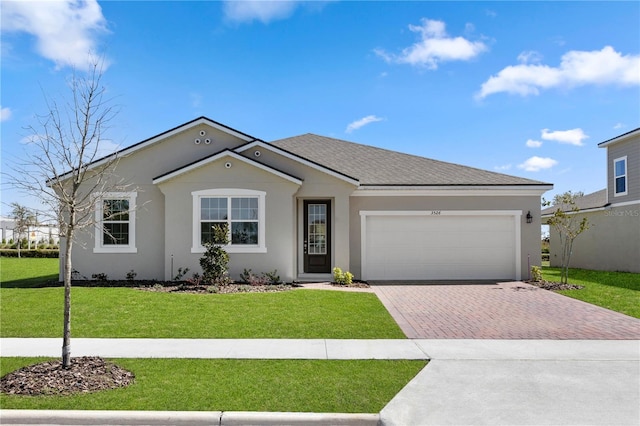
[1, 357, 134, 396]
[528, 280, 584, 291]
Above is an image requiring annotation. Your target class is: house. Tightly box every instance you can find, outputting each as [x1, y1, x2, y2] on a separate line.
[59, 117, 552, 283]
[0, 216, 60, 246]
[542, 127, 640, 273]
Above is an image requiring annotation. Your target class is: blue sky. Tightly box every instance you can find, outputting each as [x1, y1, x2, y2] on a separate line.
[1, 1, 639, 217]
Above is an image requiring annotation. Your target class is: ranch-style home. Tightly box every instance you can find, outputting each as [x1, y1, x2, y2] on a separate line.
[542, 127, 640, 273]
[60, 116, 552, 283]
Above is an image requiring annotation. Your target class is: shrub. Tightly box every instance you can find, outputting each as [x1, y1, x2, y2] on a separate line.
[531, 266, 543, 282]
[263, 269, 281, 285]
[199, 224, 230, 285]
[0, 249, 59, 258]
[126, 270, 137, 282]
[173, 267, 190, 281]
[91, 273, 109, 282]
[332, 267, 353, 285]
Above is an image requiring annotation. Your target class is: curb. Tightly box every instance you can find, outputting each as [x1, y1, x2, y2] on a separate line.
[0, 410, 380, 426]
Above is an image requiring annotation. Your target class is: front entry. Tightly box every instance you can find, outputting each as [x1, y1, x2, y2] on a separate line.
[303, 200, 331, 273]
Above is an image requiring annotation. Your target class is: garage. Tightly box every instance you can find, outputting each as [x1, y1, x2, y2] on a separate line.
[361, 211, 520, 280]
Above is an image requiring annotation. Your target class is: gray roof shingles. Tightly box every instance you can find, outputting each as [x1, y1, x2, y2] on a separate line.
[541, 189, 607, 216]
[270, 133, 549, 186]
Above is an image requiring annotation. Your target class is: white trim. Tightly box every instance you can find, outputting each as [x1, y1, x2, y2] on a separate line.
[191, 188, 267, 254]
[352, 186, 552, 197]
[610, 199, 640, 208]
[93, 192, 137, 253]
[236, 141, 360, 186]
[154, 151, 302, 185]
[598, 128, 640, 148]
[541, 199, 640, 219]
[359, 210, 522, 280]
[613, 156, 628, 197]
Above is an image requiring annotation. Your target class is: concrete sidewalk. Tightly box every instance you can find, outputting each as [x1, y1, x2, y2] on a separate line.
[2, 339, 639, 425]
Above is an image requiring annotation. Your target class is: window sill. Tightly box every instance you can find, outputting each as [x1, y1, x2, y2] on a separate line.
[614, 191, 628, 197]
[191, 246, 267, 254]
[94, 247, 138, 254]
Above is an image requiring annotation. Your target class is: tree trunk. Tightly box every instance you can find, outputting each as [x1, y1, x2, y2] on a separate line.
[62, 225, 73, 369]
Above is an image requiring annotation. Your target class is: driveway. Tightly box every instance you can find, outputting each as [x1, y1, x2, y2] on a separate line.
[372, 281, 640, 339]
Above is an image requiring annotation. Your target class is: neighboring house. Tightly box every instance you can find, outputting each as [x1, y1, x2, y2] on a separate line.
[58, 117, 552, 282]
[0, 216, 60, 245]
[542, 127, 640, 273]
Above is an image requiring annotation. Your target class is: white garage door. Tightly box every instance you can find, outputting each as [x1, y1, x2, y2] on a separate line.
[363, 213, 518, 280]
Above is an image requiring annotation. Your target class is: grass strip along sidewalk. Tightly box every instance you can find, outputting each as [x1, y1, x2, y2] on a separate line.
[0, 357, 426, 412]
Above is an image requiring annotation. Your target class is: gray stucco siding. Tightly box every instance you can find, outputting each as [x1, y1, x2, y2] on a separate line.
[156, 156, 301, 282]
[549, 203, 640, 273]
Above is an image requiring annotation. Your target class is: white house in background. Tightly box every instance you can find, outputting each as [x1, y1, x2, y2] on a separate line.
[542, 127, 640, 273]
[0, 216, 60, 245]
[55, 116, 552, 282]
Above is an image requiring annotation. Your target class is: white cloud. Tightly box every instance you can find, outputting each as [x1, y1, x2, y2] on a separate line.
[223, 1, 301, 24]
[0, 106, 12, 122]
[525, 139, 543, 148]
[517, 50, 543, 64]
[518, 156, 558, 172]
[477, 46, 640, 98]
[541, 128, 588, 146]
[494, 164, 512, 171]
[613, 122, 625, 129]
[375, 18, 487, 69]
[345, 115, 384, 133]
[1, 0, 108, 71]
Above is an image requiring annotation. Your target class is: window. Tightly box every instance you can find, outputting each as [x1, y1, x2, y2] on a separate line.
[94, 192, 137, 253]
[192, 189, 266, 253]
[614, 156, 627, 196]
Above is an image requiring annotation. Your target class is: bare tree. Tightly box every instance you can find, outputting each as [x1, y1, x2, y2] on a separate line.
[5, 60, 125, 368]
[9, 203, 36, 258]
[544, 191, 591, 284]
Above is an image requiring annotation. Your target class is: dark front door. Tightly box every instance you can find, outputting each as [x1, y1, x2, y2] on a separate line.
[304, 200, 331, 273]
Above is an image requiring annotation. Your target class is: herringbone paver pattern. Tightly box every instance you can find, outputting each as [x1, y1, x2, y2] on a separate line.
[372, 282, 640, 339]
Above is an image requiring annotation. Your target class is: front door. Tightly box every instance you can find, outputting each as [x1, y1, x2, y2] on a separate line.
[303, 200, 331, 273]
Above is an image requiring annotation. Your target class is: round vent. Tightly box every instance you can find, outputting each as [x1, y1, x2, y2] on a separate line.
[225, 162, 232, 169]
[194, 138, 201, 144]
[199, 130, 206, 137]
[254, 150, 261, 157]
[204, 138, 211, 144]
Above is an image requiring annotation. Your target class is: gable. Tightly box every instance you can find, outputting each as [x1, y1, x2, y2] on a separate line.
[152, 150, 302, 186]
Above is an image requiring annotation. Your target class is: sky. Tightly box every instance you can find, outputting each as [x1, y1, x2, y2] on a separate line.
[1, 0, 639, 218]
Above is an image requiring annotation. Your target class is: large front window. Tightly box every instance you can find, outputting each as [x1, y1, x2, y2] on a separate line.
[94, 192, 137, 253]
[192, 189, 266, 253]
[614, 157, 627, 196]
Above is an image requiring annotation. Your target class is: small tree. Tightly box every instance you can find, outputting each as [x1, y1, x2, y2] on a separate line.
[200, 223, 230, 284]
[10, 203, 36, 258]
[5, 59, 124, 368]
[544, 191, 591, 284]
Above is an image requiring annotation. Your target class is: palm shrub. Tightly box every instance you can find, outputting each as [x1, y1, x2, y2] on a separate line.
[200, 223, 230, 285]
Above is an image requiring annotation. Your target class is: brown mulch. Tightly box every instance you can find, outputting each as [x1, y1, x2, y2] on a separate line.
[1, 356, 134, 396]
[136, 283, 298, 294]
[529, 280, 584, 291]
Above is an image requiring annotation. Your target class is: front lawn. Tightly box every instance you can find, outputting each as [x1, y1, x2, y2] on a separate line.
[0, 257, 58, 288]
[0, 357, 426, 412]
[0, 287, 405, 338]
[542, 267, 640, 318]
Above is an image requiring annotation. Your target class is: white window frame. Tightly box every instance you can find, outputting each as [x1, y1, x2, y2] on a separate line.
[93, 192, 137, 253]
[613, 156, 628, 196]
[192, 188, 267, 253]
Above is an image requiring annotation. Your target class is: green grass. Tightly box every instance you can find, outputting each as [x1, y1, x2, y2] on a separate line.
[0, 287, 405, 338]
[0, 357, 426, 412]
[0, 257, 59, 288]
[542, 267, 640, 318]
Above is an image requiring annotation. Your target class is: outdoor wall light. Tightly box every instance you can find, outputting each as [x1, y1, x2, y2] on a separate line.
[526, 211, 533, 224]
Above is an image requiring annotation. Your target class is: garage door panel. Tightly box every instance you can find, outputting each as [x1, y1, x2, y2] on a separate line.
[364, 214, 516, 280]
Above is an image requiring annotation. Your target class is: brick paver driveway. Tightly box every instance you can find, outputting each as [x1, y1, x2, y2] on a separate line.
[372, 281, 640, 339]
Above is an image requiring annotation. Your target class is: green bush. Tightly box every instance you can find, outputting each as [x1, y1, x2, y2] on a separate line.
[200, 224, 230, 285]
[332, 267, 354, 285]
[531, 266, 543, 282]
[0, 249, 59, 258]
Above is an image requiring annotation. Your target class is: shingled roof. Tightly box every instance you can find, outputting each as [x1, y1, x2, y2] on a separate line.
[541, 189, 607, 216]
[271, 133, 549, 187]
